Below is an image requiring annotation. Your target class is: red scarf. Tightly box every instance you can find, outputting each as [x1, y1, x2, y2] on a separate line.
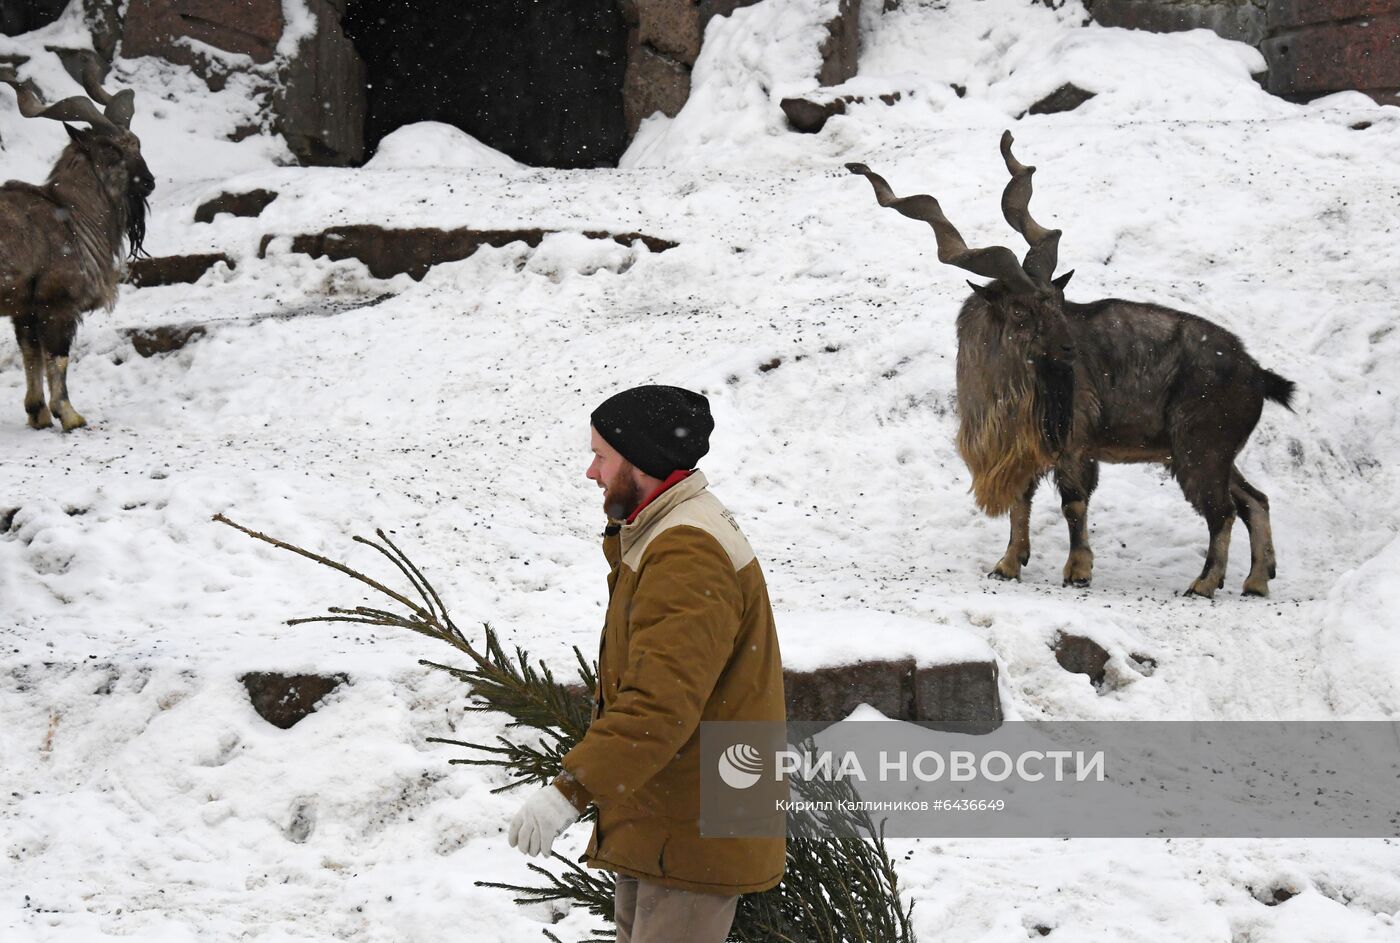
[626, 469, 693, 524]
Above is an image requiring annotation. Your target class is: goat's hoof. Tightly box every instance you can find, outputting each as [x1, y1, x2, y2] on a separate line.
[1063, 577, 1092, 589]
[59, 411, 87, 432]
[27, 408, 53, 430]
[1183, 583, 1218, 599]
[1242, 582, 1269, 598]
[987, 566, 1020, 582]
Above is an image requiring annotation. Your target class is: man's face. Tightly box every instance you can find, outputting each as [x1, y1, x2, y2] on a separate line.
[587, 428, 645, 521]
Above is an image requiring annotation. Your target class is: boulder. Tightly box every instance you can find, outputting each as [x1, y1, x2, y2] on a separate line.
[124, 324, 208, 357]
[1053, 633, 1110, 686]
[194, 188, 279, 224]
[1026, 82, 1097, 116]
[240, 672, 348, 730]
[779, 90, 903, 133]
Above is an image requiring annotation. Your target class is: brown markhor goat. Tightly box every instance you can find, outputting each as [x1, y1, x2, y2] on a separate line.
[0, 59, 154, 431]
[848, 132, 1295, 598]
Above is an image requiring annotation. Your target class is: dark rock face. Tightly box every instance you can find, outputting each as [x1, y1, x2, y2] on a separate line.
[261, 225, 677, 280]
[240, 672, 348, 730]
[126, 253, 235, 288]
[1053, 634, 1111, 687]
[277, 0, 367, 166]
[1263, 0, 1400, 103]
[818, 0, 862, 87]
[343, 0, 630, 168]
[624, 43, 693, 134]
[1085, 0, 1268, 46]
[0, 0, 68, 36]
[194, 189, 280, 224]
[123, 0, 286, 64]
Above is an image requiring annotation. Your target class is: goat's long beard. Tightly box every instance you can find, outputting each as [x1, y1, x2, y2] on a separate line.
[956, 372, 1056, 517]
[124, 185, 149, 260]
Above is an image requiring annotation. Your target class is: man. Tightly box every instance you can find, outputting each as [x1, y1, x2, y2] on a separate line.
[508, 384, 786, 943]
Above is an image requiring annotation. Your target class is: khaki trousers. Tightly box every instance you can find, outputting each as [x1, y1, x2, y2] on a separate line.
[613, 874, 739, 943]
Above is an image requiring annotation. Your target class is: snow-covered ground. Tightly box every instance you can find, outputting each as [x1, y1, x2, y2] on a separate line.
[3, 0, 1399, 939]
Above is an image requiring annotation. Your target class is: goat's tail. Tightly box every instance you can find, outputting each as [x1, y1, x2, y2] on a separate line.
[1262, 369, 1296, 412]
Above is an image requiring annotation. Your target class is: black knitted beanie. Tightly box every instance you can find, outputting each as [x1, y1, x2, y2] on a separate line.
[590, 385, 713, 479]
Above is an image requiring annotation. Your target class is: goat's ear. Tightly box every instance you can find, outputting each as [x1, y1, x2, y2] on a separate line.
[967, 280, 997, 302]
[64, 124, 90, 149]
[1052, 270, 1074, 291]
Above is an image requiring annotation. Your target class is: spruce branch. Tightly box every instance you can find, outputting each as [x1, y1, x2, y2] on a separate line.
[215, 515, 916, 943]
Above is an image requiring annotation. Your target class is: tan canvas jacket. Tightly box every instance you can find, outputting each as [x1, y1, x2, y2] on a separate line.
[554, 471, 786, 895]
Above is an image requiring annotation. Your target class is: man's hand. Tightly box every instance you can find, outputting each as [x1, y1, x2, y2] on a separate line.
[508, 784, 580, 857]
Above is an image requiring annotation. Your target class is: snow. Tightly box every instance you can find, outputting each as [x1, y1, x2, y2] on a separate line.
[3, 0, 1400, 939]
[364, 123, 525, 173]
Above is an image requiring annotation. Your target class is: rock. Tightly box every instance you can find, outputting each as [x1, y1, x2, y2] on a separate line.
[1085, 0, 1268, 46]
[1269, 0, 1397, 27]
[818, 0, 862, 86]
[784, 658, 1003, 732]
[240, 672, 347, 730]
[636, 0, 704, 64]
[624, 43, 691, 134]
[124, 324, 208, 358]
[784, 659, 917, 724]
[913, 661, 1003, 732]
[779, 91, 904, 132]
[0, 507, 17, 532]
[261, 225, 677, 280]
[633, 0, 761, 66]
[1262, 4, 1400, 103]
[274, 0, 367, 166]
[126, 253, 235, 288]
[1053, 633, 1110, 686]
[122, 0, 285, 64]
[1027, 82, 1098, 116]
[194, 189, 279, 224]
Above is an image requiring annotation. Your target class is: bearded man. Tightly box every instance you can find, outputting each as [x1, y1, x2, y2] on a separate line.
[507, 384, 786, 943]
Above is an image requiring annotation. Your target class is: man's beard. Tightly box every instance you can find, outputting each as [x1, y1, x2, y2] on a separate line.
[603, 474, 645, 522]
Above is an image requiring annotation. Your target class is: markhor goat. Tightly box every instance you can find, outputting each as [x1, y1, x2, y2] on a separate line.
[0, 60, 153, 431]
[848, 133, 1294, 598]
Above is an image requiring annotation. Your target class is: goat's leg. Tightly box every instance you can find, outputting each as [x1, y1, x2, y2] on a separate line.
[1179, 460, 1235, 598]
[989, 479, 1038, 580]
[12, 314, 52, 429]
[1055, 456, 1099, 587]
[1231, 467, 1275, 596]
[38, 311, 85, 432]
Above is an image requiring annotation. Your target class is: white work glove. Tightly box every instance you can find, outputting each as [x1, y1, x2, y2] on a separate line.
[508, 784, 580, 857]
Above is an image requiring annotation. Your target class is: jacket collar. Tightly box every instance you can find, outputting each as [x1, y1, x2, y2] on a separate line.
[618, 470, 709, 559]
